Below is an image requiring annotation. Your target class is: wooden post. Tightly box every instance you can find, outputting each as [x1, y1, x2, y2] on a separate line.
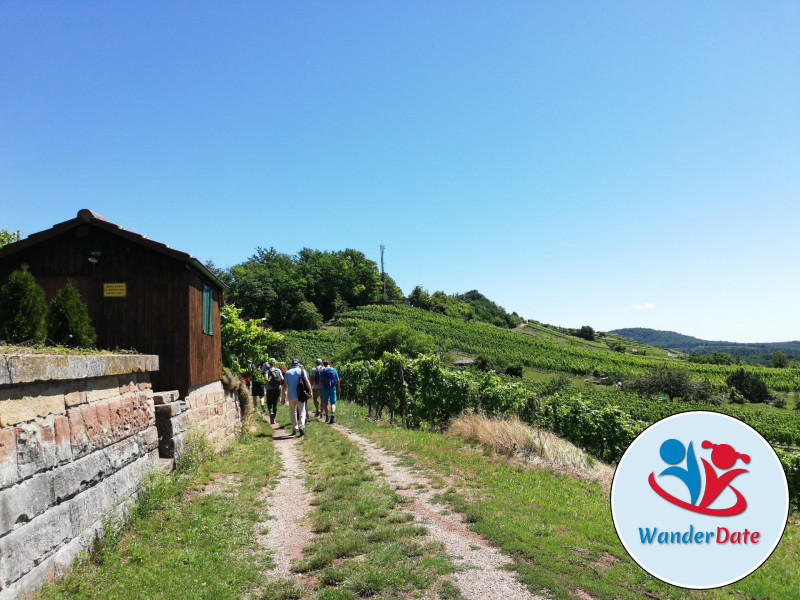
[399, 360, 407, 428]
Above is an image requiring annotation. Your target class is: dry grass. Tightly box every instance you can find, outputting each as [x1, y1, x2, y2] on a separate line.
[447, 413, 613, 487]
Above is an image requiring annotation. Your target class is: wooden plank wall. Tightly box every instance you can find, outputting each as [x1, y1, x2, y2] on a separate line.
[0, 225, 203, 396]
[187, 270, 223, 390]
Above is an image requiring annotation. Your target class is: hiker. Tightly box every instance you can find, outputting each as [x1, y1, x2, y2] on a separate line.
[264, 358, 283, 425]
[281, 358, 312, 436]
[310, 358, 324, 419]
[320, 359, 341, 424]
[251, 360, 266, 413]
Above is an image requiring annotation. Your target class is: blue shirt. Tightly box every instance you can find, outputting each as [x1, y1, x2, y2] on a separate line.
[283, 365, 305, 400]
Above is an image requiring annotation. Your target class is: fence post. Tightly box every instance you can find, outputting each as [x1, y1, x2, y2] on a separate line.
[399, 360, 407, 428]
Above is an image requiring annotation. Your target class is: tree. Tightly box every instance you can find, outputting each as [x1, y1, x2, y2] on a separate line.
[345, 322, 436, 361]
[772, 351, 789, 368]
[46, 280, 97, 347]
[726, 368, 771, 404]
[0, 229, 21, 249]
[0, 265, 47, 345]
[408, 285, 431, 310]
[575, 325, 596, 341]
[628, 366, 693, 401]
[289, 300, 323, 330]
[220, 304, 286, 372]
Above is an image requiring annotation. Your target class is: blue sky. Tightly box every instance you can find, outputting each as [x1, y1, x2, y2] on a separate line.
[2, 2, 798, 342]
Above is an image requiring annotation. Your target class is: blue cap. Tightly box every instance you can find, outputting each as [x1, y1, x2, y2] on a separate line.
[291, 358, 300, 365]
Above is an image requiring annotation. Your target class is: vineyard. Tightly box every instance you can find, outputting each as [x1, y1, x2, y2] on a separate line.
[335, 305, 800, 392]
[278, 303, 800, 508]
[339, 352, 800, 510]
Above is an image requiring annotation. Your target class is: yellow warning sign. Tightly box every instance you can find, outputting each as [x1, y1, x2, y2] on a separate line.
[103, 283, 127, 298]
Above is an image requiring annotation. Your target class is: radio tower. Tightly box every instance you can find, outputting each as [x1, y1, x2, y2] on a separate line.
[380, 243, 386, 301]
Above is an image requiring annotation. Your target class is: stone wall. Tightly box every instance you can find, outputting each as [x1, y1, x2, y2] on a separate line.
[153, 382, 240, 460]
[0, 354, 160, 600]
[185, 381, 240, 450]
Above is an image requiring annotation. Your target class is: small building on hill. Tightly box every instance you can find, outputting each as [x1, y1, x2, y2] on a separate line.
[0, 209, 226, 398]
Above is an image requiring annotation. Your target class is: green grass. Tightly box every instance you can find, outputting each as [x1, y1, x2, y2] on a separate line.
[292, 413, 460, 599]
[33, 420, 282, 600]
[333, 402, 800, 600]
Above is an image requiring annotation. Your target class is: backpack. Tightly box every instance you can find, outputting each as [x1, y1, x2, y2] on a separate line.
[296, 367, 312, 401]
[312, 367, 322, 386]
[321, 367, 338, 390]
[268, 367, 284, 387]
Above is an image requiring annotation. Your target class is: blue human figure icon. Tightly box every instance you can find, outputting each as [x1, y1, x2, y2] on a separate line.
[658, 439, 701, 505]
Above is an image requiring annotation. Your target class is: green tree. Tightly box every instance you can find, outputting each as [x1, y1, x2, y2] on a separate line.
[772, 351, 789, 368]
[0, 265, 47, 345]
[290, 300, 323, 330]
[345, 322, 436, 361]
[628, 366, 693, 401]
[726, 368, 771, 403]
[46, 280, 97, 347]
[408, 285, 431, 310]
[220, 304, 286, 372]
[575, 325, 596, 341]
[0, 229, 21, 249]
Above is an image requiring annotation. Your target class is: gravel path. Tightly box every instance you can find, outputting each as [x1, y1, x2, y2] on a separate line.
[256, 418, 315, 581]
[332, 424, 550, 600]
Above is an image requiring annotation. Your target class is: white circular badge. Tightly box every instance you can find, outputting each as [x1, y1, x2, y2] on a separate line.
[611, 411, 788, 589]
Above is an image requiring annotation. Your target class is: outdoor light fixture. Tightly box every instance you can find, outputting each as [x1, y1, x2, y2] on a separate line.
[88, 250, 103, 264]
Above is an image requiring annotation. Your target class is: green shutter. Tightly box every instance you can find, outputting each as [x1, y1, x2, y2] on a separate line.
[203, 285, 213, 334]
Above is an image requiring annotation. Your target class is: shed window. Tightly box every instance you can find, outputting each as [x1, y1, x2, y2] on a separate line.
[203, 285, 213, 335]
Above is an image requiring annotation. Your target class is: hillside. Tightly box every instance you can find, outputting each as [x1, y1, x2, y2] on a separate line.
[612, 327, 800, 365]
[285, 304, 799, 392]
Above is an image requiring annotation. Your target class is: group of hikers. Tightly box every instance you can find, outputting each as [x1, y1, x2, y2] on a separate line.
[247, 357, 341, 437]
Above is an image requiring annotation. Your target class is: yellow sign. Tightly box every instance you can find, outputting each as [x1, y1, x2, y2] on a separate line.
[103, 283, 127, 298]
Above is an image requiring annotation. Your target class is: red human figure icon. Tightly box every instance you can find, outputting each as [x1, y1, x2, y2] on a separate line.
[698, 441, 750, 512]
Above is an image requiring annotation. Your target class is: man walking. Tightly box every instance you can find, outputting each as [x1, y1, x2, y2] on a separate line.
[282, 358, 312, 436]
[310, 358, 324, 419]
[264, 359, 283, 425]
[320, 360, 341, 424]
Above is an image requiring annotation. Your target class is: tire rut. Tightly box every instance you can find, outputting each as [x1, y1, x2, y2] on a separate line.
[255, 418, 316, 586]
[331, 423, 550, 600]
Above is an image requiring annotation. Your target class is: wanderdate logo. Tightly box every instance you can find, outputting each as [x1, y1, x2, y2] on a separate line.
[611, 412, 788, 589]
[649, 438, 750, 516]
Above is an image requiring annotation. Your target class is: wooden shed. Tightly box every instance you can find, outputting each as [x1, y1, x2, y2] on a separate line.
[0, 209, 226, 397]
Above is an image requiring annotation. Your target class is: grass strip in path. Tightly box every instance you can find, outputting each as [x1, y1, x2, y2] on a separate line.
[32, 422, 281, 600]
[283, 412, 461, 600]
[333, 403, 800, 600]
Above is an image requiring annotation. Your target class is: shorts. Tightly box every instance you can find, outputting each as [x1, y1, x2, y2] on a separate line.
[322, 388, 337, 406]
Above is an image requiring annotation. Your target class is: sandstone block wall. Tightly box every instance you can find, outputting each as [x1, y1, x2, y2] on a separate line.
[0, 354, 160, 600]
[184, 381, 240, 451]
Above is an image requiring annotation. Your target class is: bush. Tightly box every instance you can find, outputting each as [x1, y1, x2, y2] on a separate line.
[0, 265, 47, 345]
[46, 280, 97, 347]
[627, 366, 693, 401]
[220, 304, 286, 373]
[726, 368, 772, 404]
[504, 363, 523, 378]
[345, 321, 436, 361]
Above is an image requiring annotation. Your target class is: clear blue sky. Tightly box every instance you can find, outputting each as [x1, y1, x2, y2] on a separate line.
[2, 2, 798, 342]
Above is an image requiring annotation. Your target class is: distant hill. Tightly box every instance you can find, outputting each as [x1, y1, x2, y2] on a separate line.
[611, 328, 800, 366]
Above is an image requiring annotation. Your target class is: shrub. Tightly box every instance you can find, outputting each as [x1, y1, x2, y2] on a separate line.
[504, 363, 523, 378]
[46, 280, 97, 347]
[0, 265, 47, 345]
[345, 321, 435, 361]
[726, 368, 772, 404]
[627, 366, 693, 401]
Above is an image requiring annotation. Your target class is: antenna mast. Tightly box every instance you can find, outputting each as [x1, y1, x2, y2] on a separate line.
[380, 243, 386, 300]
